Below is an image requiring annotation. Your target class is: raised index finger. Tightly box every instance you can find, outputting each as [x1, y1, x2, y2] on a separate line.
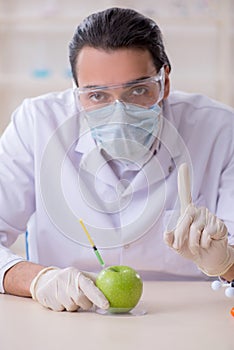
[178, 163, 192, 215]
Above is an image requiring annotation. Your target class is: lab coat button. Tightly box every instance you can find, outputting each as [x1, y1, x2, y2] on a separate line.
[168, 165, 173, 174]
[124, 244, 130, 249]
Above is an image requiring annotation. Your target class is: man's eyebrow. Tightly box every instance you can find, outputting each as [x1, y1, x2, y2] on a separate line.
[81, 76, 152, 90]
[124, 76, 151, 86]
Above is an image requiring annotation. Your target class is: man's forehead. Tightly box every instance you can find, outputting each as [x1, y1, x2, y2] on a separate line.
[76, 46, 156, 87]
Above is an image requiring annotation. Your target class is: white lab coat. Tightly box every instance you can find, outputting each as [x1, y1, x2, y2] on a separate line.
[0, 89, 234, 291]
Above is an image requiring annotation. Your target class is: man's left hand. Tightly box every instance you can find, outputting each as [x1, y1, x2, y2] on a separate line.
[164, 163, 234, 276]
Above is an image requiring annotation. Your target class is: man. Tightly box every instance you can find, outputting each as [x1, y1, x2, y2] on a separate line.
[0, 7, 234, 312]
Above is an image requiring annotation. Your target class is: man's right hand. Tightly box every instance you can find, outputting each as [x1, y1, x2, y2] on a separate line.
[30, 266, 109, 312]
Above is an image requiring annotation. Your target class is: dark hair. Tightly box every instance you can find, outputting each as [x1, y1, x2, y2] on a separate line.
[69, 7, 171, 86]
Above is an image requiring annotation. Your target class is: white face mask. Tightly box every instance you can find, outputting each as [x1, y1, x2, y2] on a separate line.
[84, 101, 162, 167]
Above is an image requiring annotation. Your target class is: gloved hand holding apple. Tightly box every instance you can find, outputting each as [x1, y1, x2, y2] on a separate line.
[30, 266, 109, 312]
[96, 265, 143, 313]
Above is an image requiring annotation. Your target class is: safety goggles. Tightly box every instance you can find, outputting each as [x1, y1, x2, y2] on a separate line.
[76, 66, 165, 111]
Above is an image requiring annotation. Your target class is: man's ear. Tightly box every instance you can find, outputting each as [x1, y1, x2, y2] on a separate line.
[163, 65, 170, 99]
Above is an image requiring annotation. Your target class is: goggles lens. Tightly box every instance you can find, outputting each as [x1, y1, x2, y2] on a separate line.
[77, 67, 165, 111]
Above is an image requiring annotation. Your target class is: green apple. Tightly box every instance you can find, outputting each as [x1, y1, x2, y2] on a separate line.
[96, 265, 143, 313]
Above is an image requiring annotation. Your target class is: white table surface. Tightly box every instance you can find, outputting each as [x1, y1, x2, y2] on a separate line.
[0, 281, 233, 350]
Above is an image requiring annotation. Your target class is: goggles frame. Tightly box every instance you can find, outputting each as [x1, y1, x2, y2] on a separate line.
[76, 66, 165, 110]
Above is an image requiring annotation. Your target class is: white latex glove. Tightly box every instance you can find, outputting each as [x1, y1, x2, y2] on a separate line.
[164, 163, 234, 276]
[30, 266, 109, 312]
